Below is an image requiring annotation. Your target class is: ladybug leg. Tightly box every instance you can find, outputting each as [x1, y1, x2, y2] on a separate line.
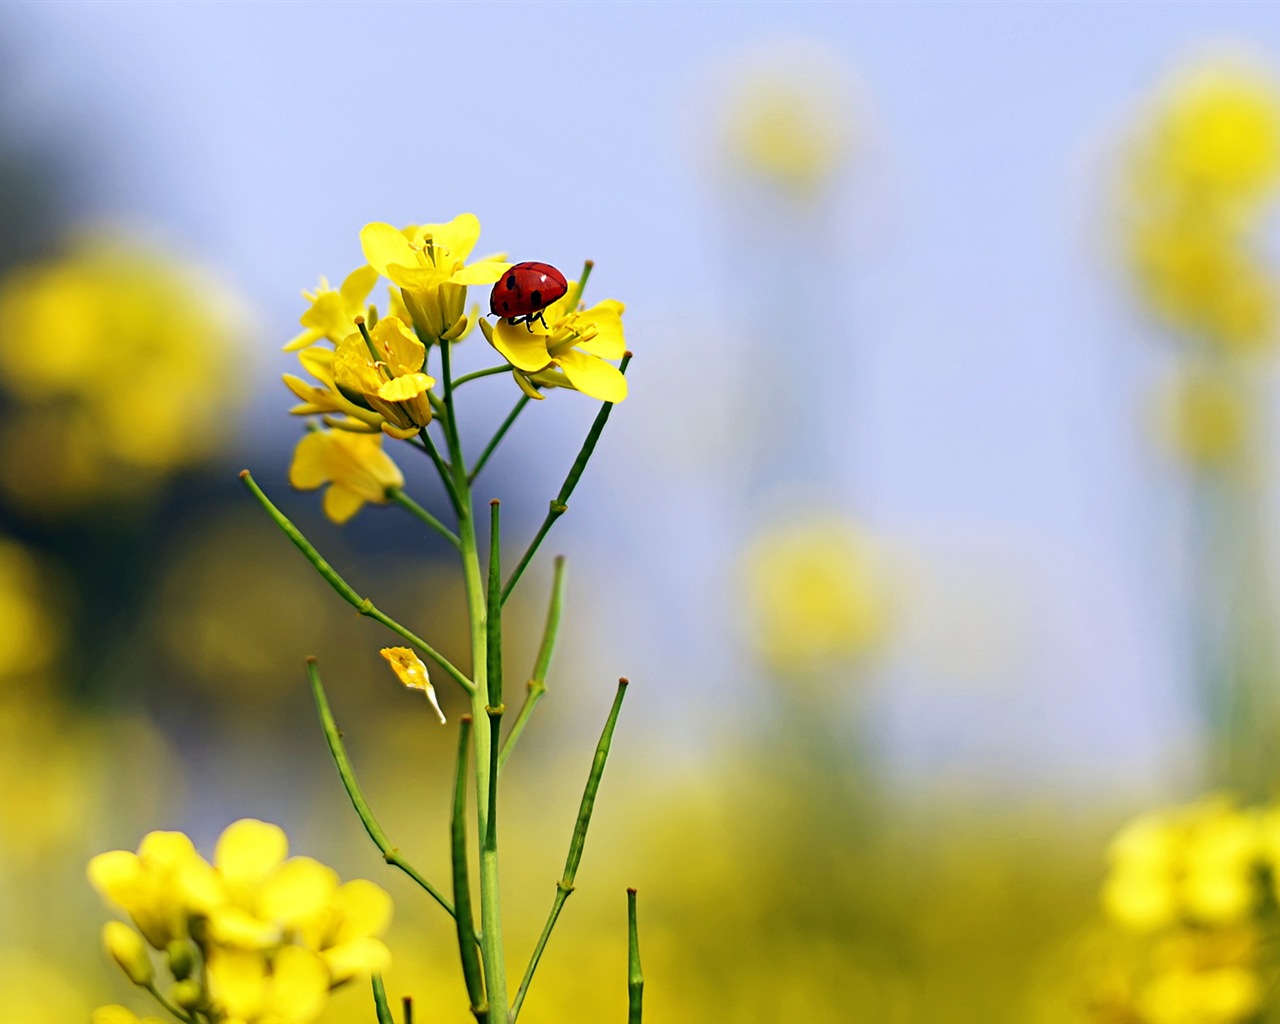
[535, 310, 550, 330]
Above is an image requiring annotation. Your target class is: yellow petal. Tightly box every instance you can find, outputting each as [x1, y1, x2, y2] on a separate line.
[361, 223, 418, 278]
[333, 331, 385, 396]
[330, 879, 394, 945]
[368, 316, 426, 374]
[491, 319, 553, 372]
[92, 1007, 146, 1024]
[451, 260, 512, 285]
[103, 921, 153, 985]
[513, 370, 545, 400]
[138, 831, 199, 870]
[339, 265, 379, 309]
[323, 484, 366, 524]
[419, 213, 481, 263]
[377, 372, 435, 402]
[259, 857, 338, 930]
[284, 327, 322, 352]
[574, 300, 626, 360]
[289, 431, 404, 501]
[215, 819, 287, 888]
[322, 937, 391, 984]
[264, 947, 329, 1024]
[207, 905, 281, 950]
[207, 948, 268, 1021]
[297, 346, 337, 387]
[557, 349, 628, 403]
[88, 850, 144, 907]
[380, 647, 430, 691]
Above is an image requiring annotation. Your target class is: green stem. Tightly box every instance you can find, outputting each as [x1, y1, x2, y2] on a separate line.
[501, 352, 631, 604]
[470, 396, 532, 485]
[241, 471, 474, 694]
[498, 556, 566, 771]
[416, 427, 464, 516]
[389, 488, 461, 549]
[627, 888, 643, 1024]
[486, 500, 504, 855]
[372, 974, 394, 1024]
[452, 717, 490, 1024]
[308, 659, 457, 919]
[509, 678, 630, 1021]
[454, 363, 515, 388]
[143, 981, 196, 1024]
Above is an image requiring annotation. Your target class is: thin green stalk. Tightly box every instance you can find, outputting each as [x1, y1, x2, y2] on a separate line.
[452, 716, 490, 1024]
[498, 556, 566, 771]
[389, 488, 461, 549]
[454, 363, 515, 388]
[502, 352, 631, 604]
[510, 678, 630, 1021]
[143, 981, 196, 1024]
[485, 500, 504, 856]
[372, 974, 394, 1024]
[470, 396, 532, 484]
[416, 427, 464, 516]
[307, 660, 457, 919]
[627, 888, 643, 1024]
[241, 471, 473, 695]
[403, 997, 414, 1024]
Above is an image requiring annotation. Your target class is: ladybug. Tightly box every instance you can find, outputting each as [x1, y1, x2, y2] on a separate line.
[490, 261, 568, 330]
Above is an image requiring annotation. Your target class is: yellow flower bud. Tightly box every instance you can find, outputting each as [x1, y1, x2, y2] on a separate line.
[171, 979, 203, 1011]
[103, 921, 153, 986]
[166, 939, 196, 981]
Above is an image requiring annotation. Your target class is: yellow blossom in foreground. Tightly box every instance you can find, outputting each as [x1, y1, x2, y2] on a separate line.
[381, 646, 445, 723]
[361, 213, 509, 339]
[288, 430, 404, 524]
[282, 342, 385, 433]
[741, 516, 886, 675]
[333, 317, 436, 438]
[484, 290, 628, 403]
[284, 266, 379, 351]
[1103, 799, 1262, 932]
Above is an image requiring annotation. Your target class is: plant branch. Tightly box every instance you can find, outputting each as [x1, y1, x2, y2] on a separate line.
[499, 556, 566, 771]
[469, 396, 532, 485]
[452, 716, 490, 1024]
[389, 488, 460, 549]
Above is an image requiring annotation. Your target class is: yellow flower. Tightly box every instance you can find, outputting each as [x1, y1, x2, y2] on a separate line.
[483, 291, 628, 403]
[284, 266, 379, 352]
[206, 945, 329, 1024]
[88, 830, 222, 949]
[282, 342, 385, 432]
[741, 516, 886, 675]
[332, 317, 436, 438]
[381, 646, 445, 723]
[361, 213, 509, 339]
[92, 1007, 166, 1024]
[288, 430, 404, 524]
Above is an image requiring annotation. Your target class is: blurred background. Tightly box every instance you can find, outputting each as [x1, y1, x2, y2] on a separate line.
[5, 3, 1280, 1022]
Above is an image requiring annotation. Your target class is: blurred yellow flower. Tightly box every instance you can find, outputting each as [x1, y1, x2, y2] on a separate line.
[0, 539, 61, 681]
[91, 1007, 165, 1024]
[102, 921, 152, 986]
[1103, 799, 1261, 932]
[741, 516, 886, 675]
[1125, 58, 1280, 352]
[483, 293, 628, 403]
[0, 233, 247, 511]
[381, 646, 445, 723]
[1152, 363, 1248, 465]
[724, 70, 855, 199]
[361, 213, 509, 340]
[288, 429, 404, 524]
[333, 317, 436, 438]
[285, 266, 379, 352]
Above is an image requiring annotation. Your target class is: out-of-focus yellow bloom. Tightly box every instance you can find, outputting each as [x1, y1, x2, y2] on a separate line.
[381, 646, 446, 723]
[207, 944, 329, 1024]
[1125, 58, 1280, 352]
[724, 69, 855, 199]
[285, 266, 379, 351]
[361, 213, 509, 340]
[91, 1007, 165, 1024]
[1102, 799, 1261, 932]
[333, 317, 436, 438]
[103, 921, 153, 986]
[1153, 364, 1247, 466]
[88, 830, 222, 949]
[741, 516, 886, 675]
[483, 292, 628, 403]
[288, 429, 404, 524]
[0, 234, 247, 511]
[0, 539, 61, 681]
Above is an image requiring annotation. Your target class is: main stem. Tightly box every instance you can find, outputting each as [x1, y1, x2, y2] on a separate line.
[444, 341, 510, 1023]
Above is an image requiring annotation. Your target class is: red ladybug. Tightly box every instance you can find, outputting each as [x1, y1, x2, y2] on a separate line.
[490, 261, 568, 330]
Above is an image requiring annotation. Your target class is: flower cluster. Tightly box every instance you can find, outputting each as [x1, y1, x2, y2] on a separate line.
[282, 213, 627, 523]
[88, 819, 391, 1024]
[1089, 797, 1280, 1024]
[0, 234, 245, 512]
[1124, 58, 1280, 468]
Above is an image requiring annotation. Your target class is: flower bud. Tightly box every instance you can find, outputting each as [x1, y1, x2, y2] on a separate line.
[172, 979, 203, 1011]
[103, 921, 153, 986]
[166, 939, 196, 981]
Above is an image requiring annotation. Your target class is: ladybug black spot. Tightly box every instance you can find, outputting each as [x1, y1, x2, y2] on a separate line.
[529, 290, 542, 308]
[501, 300, 510, 312]
[505, 274, 517, 290]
